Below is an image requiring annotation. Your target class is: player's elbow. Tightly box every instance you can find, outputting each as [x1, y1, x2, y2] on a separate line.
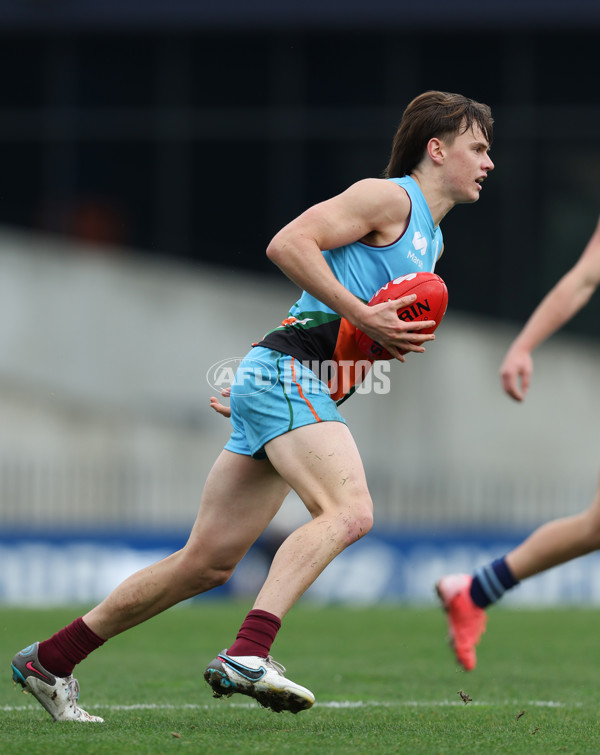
[266, 235, 285, 265]
[266, 226, 307, 268]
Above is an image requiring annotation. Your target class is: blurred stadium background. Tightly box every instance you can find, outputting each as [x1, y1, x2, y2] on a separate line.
[0, 0, 599, 606]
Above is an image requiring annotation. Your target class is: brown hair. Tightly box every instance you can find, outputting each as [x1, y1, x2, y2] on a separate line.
[384, 91, 493, 178]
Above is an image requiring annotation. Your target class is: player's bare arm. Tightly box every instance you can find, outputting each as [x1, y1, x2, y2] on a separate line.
[501, 216, 600, 401]
[267, 179, 436, 359]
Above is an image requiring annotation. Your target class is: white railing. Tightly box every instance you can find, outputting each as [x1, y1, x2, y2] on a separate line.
[0, 453, 592, 534]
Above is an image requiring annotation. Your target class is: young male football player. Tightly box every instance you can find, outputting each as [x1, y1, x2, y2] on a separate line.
[437, 215, 600, 671]
[11, 91, 494, 720]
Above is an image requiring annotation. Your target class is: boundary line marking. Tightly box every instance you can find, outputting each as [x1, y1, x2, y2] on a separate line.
[1, 699, 571, 713]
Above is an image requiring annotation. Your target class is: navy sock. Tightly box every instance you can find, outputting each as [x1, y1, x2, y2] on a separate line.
[470, 557, 519, 608]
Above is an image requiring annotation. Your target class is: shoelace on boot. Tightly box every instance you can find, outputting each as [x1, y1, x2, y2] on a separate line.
[65, 676, 80, 704]
[264, 656, 286, 675]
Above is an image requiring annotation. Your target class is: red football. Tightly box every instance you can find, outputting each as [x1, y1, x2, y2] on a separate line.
[355, 272, 448, 359]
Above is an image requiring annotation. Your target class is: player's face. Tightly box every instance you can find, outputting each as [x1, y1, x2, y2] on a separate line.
[441, 124, 494, 204]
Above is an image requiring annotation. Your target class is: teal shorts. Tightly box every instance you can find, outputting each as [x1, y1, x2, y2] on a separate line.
[224, 346, 346, 459]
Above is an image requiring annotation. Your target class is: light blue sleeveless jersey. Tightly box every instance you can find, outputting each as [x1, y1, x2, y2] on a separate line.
[258, 175, 444, 379]
[293, 175, 443, 315]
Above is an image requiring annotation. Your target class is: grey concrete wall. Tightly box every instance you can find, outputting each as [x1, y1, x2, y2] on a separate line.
[0, 228, 597, 533]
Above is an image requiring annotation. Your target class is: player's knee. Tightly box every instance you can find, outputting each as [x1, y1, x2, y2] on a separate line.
[175, 551, 235, 594]
[182, 565, 235, 595]
[187, 569, 231, 593]
[579, 504, 600, 549]
[585, 522, 600, 550]
[342, 503, 373, 545]
[356, 506, 374, 539]
[206, 565, 235, 589]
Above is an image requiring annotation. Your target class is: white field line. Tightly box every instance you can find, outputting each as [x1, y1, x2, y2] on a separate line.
[1, 699, 573, 713]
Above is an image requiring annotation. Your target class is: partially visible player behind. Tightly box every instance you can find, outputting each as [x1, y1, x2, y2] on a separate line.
[437, 215, 600, 671]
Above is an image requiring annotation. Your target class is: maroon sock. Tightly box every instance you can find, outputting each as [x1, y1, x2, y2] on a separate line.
[227, 609, 281, 658]
[37, 618, 106, 677]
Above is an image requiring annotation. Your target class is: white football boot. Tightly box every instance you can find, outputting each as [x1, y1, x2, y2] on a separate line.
[204, 650, 315, 713]
[11, 642, 104, 722]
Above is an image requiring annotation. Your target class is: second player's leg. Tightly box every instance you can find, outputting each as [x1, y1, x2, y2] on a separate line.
[506, 476, 600, 580]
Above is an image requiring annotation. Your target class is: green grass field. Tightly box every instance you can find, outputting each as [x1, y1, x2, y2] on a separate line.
[1, 602, 599, 754]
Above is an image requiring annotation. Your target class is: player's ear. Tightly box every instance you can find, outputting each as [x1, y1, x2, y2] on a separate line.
[427, 137, 445, 165]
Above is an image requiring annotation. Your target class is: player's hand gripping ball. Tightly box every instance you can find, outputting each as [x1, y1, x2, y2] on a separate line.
[355, 272, 448, 359]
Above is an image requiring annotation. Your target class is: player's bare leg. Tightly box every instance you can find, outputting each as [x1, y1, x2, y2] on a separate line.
[204, 420, 373, 713]
[506, 478, 600, 579]
[253, 420, 373, 616]
[439, 475, 600, 671]
[13, 450, 291, 722]
[83, 450, 291, 639]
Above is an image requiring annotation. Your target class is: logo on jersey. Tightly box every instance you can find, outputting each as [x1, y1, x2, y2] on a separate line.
[412, 231, 427, 256]
[407, 231, 427, 268]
